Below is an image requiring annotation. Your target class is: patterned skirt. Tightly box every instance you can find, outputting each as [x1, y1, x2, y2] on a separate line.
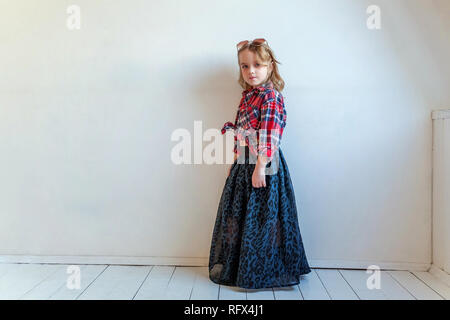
[208, 146, 311, 289]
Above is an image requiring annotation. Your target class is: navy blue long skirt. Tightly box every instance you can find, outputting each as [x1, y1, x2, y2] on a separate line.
[208, 146, 311, 289]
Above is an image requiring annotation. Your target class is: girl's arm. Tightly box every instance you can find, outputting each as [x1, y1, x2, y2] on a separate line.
[257, 93, 285, 167]
[255, 155, 269, 171]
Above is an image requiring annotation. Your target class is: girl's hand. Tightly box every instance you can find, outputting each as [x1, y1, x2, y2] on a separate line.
[252, 165, 266, 188]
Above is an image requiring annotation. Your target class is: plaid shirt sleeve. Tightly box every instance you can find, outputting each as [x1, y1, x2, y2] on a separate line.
[257, 92, 286, 162]
[221, 109, 240, 158]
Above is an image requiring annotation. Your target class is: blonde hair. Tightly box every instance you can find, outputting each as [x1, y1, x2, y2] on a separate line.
[237, 41, 285, 92]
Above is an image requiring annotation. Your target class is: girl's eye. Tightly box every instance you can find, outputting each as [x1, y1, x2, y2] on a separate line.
[242, 65, 247, 69]
[255, 63, 260, 67]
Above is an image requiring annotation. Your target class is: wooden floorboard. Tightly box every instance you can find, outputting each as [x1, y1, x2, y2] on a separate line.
[388, 270, 444, 300]
[0, 264, 448, 300]
[77, 265, 151, 300]
[273, 284, 303, 300]
[50, 264, 108, 300]
[218, 284, 247, 300]
[134, 265, 175, 300]
[164, 266, 199, 300]
[375, 270, 415, 300]
[0, 263, 61, 300]
[298, 270, 330, 300]
[411, 271, 450, 300]
[315, 269, 359, 300]
[190, 267, 220, 300]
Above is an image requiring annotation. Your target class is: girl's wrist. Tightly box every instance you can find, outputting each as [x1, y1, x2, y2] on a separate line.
[255, 163, 266, 172]
[256, 156, 268, 168]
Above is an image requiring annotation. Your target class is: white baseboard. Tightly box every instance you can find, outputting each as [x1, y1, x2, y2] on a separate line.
[429, 264, 450, 286]
[309, 259, 430, 271]
[0, 255, 206, 266]
[0, 255, 431, 271]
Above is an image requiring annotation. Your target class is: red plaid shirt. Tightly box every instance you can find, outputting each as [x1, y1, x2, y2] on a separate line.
[221, 81, 287, 162]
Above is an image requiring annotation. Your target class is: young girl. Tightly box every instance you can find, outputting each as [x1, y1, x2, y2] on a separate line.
[208, 38, 311, 289]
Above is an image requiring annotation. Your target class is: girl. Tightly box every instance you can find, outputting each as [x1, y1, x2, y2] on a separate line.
[208, 38, 311, 289]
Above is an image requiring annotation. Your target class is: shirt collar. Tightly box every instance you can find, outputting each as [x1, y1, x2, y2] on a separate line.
[242, 80, 274, 96]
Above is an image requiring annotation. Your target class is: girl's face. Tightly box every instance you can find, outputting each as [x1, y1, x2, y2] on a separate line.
[239, 49, 273, 88]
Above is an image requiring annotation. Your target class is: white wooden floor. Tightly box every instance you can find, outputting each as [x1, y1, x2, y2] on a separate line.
[0, 263, 449, 300]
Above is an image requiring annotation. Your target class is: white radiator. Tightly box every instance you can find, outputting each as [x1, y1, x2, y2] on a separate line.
[432, 109, 450, 274]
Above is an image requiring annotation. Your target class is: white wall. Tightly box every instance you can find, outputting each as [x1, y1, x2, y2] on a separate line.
[0, 0, 449, 269]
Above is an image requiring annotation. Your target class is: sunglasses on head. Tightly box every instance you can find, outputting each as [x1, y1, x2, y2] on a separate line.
[236, 38, 267, 51]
